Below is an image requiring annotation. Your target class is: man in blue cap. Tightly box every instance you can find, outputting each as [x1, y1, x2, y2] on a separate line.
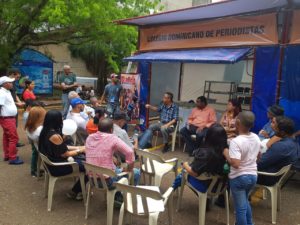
[67, 98, 88, 130]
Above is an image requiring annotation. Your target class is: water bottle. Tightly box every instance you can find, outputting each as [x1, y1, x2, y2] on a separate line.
[223, 162, 230, 175]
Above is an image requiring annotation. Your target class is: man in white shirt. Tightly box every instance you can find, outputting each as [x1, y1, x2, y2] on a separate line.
[0, 76, 24, 165]
[67, 98, 89, 130]
[67, 91, 95, 119]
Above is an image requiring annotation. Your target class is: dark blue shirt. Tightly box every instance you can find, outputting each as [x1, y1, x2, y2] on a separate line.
[258, 137, 299, 173]
[157, 102, 179, 124]
[104, 83, 123, 105]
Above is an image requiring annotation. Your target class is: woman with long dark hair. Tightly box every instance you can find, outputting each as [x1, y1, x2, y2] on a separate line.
[22, 80, 36, 101]
[173, 124, 227, 192]
[38, 110, 86, 200]
[220, 99, 242, 140]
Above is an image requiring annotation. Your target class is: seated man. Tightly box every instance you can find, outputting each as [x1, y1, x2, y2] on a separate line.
[257, 116, 298, 186]
[85, 118, 140, 185]
[113, 111, 137, 150]
[67, 91, 95, 120]
[67, 98, 89, 145]
[258, 104, 284, 140]
[180, 96, 216, 155]
[139, 92, 179, 153]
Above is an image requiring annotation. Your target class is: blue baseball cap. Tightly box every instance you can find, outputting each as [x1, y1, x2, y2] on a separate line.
[70, 98, 85, 108]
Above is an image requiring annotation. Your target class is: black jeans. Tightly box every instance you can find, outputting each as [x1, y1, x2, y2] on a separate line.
[180, 125, 208, 154]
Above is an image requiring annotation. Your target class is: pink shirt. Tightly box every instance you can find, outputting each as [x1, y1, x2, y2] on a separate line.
[229, 133, 261, 179]
[188, 106, 216, 129]
[85, 131, 135, 170]
[22, 90, 36, 101]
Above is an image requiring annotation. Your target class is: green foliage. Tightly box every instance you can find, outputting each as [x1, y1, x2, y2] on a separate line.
[0, 0, 160, 76]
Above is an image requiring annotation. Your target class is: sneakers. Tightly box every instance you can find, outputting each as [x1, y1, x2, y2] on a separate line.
[66, 191, 83, 201]
[162, 143, 170, 153]
[31, 171, 44, 177]
[9, 157, 24, 165]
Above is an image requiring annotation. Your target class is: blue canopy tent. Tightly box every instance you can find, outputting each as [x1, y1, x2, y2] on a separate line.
[13, 48, 53, 95]
[118, 0, 299, 133]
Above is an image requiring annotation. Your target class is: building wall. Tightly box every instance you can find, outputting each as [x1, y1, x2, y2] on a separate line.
[32, 43, 93, 80]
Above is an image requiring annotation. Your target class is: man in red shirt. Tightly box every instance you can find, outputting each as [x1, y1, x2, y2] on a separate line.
[180, 96, 216, 156]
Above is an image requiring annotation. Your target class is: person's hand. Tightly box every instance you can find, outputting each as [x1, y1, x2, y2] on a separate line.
[73, 82, 79, 87]
[145, 104, 150, 109]
[161, 124, 169, 129]
[223, 148, 229, 158]
[16, 101, 25, 107]
[196, 127, 202, 133]
[259, 130, 269, 138]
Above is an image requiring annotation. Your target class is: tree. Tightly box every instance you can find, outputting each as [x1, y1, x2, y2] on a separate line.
[0, 0, 160, 80]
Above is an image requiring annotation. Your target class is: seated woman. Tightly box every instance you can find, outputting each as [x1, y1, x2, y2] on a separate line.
[38, 110, 86, 200]
[173, 124, 227, 193]
[86, 107, 105, 134]
[25, 106, 46, 177]
[220, 99, 242, 141]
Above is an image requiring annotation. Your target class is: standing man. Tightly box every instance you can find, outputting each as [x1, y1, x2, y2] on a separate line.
[0, 76, 24, 164]
[180, 96, 216, 156]
[59, 65, 79, 119]
[100, 74, 123, 116]
[139, 92, 179, 153]
[8, 68, 25, 147]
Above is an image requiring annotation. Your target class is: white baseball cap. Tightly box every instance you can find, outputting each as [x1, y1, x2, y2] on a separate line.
[0, 76, 15, 86]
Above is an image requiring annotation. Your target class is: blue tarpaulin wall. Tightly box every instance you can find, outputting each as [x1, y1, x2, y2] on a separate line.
[252, 46, 280, 132]
[13, 48, 53, 94]
[138, 62, 150, 131]
[279, 45, 300, 131]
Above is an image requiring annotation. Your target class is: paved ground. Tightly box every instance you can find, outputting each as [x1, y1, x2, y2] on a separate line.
[0, 113, 300, 225]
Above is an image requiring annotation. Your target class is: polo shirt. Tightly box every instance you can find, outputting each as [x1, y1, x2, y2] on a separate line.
[66, 112, 88, 130]
[0, 87, 18, 117]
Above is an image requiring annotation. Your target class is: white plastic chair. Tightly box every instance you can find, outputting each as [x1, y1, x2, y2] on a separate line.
[136, 149, 178, 187]
[256, 164, 292, 224]
[39, 153, 86, 211]
[153, 118, 182, 152]
[177, 172, 229, 225]
[116, 182, 174, 225]
[182, 134, 196, 152]
[83, 162, 129, 225]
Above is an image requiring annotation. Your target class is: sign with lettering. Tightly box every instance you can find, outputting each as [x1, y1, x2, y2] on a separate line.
[139, 13, 278, 51]
[290, 10, 300, 44]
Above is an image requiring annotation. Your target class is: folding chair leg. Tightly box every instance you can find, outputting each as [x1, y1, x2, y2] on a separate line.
[277, 188, 281, 211]
[198, 194, 208, 225]
[183, 143, 186, 153]
[225, 190, 230, 225]
[79, 174, 87, 205]
[85, 183, 91, 219]
[171, 133, 176, 152]
[176, 180, 185, 211]
[118, 204, 125, 225]
[149, 212, 159, 225]
[47, 177, 57, 211]
[44, 173, 49, 198]
[270, 187, 278, 224]
[168, 192, 174, 225]
[37, 155, 42, 180]
[107, 191, 116, 225]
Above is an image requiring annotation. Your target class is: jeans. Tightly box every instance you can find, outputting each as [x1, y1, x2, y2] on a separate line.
[0, 117, 19, 160]
[230, 175, 257, 225]
[62, 93, 70, 119]
[180, 126, 208, 154]
[106, 103, 120, 116]
[139, 122, 174, 149]
[114, 167, 141, 186]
